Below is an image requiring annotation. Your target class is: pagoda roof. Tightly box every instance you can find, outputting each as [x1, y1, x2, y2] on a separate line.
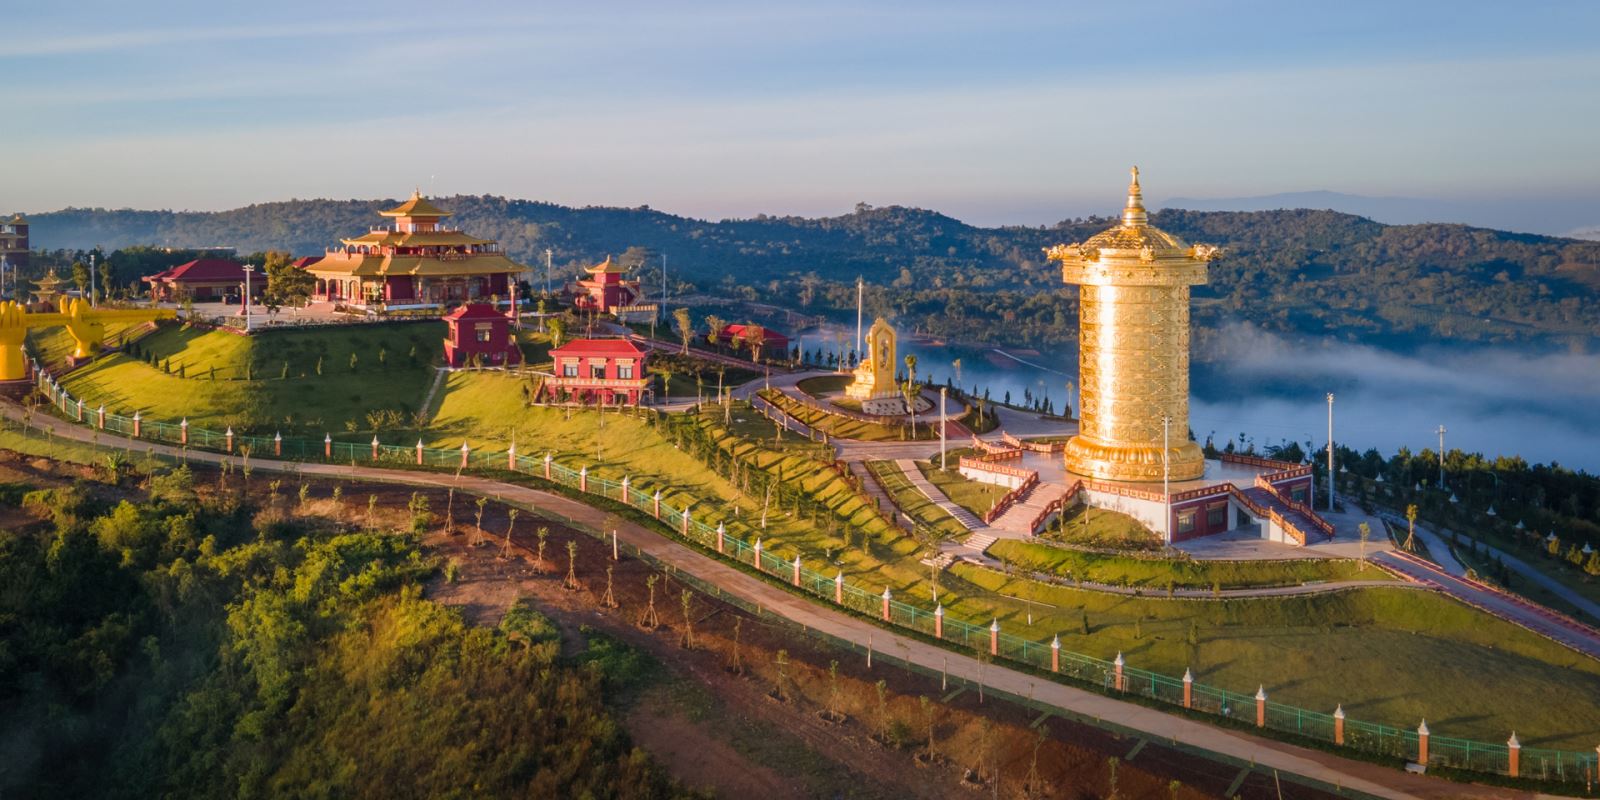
[380, 190, 453, 218]
[550, 337, 648, 359]
[306, 252, 525, 278]
[291, 256, 324, 269]
[143, 258, 246, 283]
[9, 214, 25, 224]
[341, 230, 493, 247]
[32, 269, 62, 288]
[585, 256, 630, 275]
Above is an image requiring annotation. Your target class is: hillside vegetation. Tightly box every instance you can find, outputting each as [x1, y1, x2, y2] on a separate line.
[26, 198, 1600, 349]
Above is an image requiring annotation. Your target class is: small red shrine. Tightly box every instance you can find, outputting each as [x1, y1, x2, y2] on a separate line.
[538, 338, 651, 406]
[442, 303, 522, 368]
[572, 257, 638, 314]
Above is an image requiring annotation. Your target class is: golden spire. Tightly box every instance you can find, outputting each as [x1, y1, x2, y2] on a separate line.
[1122, 165, 1148, 227]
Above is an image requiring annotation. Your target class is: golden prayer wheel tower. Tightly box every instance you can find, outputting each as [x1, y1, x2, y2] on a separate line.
[1047, 168, 1222, 483]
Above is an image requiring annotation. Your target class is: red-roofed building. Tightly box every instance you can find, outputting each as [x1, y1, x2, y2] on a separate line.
[538, 337, 651, 406]
[572, 256, 639, 314]
[291, 256, 324, 270]
[442, 303, 522, 368]
[715, 323, 790, 360]
[142, 258, 260, 302]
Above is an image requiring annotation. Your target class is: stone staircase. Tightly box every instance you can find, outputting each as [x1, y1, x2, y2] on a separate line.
[919, 551, 957, 570]
[1240, 486, 1328, 545]
[988, 483, 1071, 537]
[962, 532, 998, 554]
[895, 459, 986, 530]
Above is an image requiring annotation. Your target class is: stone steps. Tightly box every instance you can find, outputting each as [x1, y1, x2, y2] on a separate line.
[964, 532, 998, 554]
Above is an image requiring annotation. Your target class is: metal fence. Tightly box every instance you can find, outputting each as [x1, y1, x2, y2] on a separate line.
[23, 360, 1600, 785]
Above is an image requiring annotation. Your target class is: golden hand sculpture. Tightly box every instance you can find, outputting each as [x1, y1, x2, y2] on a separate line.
[59, 297, 107, 359]
[0, 302, 27, 382]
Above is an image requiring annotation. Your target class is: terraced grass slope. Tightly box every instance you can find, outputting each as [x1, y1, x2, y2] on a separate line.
[427, 372, 1600, 747]
[55, 322, 442, 435]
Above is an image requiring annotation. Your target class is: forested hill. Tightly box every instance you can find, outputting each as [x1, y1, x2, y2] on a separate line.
[25, 196, 1600, 347]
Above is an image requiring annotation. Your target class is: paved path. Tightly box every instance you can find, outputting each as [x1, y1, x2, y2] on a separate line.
[1398, 514, 1600, 626]
[0, 399, 1506, 800]
[893, 458, 985, 530]
[1373, 548, 1600, 661]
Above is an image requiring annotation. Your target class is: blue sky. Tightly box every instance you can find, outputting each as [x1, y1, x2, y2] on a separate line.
[4, 1, 1598, 231]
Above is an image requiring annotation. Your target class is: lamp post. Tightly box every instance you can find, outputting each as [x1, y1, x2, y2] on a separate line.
[1435, 424, 1447, 490]
[88, 253, 97, 307]
[1327, 392, 1335, 512]
[939, 386, 948, 470]
[854, 276, 863, 366]
[544, 248, 552, 296]
[242, 265, 256, 332]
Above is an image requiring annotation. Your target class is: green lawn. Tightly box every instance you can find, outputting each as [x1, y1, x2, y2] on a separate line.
[987, 538, 1392, 590]
[917, 457, 1009, 518]
[28, 321, 153, 366]
[1040, 503, 1165, 551]
[865, 459, 970, 541]
[953, 564, 1600, 748]
[56, 323, 441, 436]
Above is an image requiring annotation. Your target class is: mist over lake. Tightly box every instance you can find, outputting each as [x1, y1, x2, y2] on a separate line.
[796, 323, 1600, 473]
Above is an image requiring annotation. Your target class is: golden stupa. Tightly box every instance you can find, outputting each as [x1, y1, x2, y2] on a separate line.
[1047, 168, 1222, 483]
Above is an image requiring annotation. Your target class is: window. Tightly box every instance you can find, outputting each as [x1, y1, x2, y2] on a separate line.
[474, 323, 493, 343]
[617, 361, 634, 379]
[1289, 485, 1308, 505]
[590, 362, 606, 379]
[1206, 501, 1227, 530]
[561, 361, 578, 378]
[1176, 511, 1197, 535]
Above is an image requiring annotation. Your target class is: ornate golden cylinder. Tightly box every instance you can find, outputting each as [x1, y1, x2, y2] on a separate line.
[1047, 168, 1220, 483]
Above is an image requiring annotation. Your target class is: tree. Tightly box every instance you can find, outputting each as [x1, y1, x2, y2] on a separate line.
[704, 315, 726, 350]
[1358, 521, 1371, 567]
[740, 323, 765, 364]
[1404, 504, 1419, 552]
[547, 316, 567, 347]
[262, 250, 314, 307]
[71, 260, 89, 293]
[672, 308, 692, 354]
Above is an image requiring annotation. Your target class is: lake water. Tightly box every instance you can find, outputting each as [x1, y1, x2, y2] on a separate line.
[795, 323, 1600, 473]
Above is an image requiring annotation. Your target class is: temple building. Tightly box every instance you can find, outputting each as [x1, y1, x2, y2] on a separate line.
[442, 303, 522, 368]
[572, 257, 639, 314]
[714, 323, 790, 361]
[141, 258, 260, 302]
[537, 338, 652, 406]
[305, 192, 526, 308]
[28, 269, 64, 307]
[0, 214, 27, 269]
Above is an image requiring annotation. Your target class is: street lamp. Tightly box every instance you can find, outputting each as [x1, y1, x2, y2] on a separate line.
[242, 265, 256, 332]
[939, 386, 948, 470]
[1435, 424, 1447, 489]
[89, 253, 97, 307]
[1326, 393, 1335, 512]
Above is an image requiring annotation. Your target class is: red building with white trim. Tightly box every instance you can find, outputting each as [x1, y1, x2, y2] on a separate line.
[142, 258, 260, 301]
[715, 323, 790, 360]
[442, 303, 522, 368]
[537, 338, 651, 406]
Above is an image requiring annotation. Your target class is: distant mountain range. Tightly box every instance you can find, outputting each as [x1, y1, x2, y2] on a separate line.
[1164, 190, 1599, 239]
[15, 196, 1600, 350]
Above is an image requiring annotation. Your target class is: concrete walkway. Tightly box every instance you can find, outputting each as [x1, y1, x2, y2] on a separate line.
[1399, 514, 1600, 625]
[893, 458, 985, 530]
[0, 400, 1479, 799]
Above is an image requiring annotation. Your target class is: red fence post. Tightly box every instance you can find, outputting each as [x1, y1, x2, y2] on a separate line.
[989, 619, 999, 656]
[1183, 668, 1193, 709]
[579, 466, 587, 493]
[459, 442, 469, 470]
[836, 572, 845, 604]
[370, 436, 379, 461]
[274, 432, 281, 457]
[1113, 652, 1125, 691]
[934, 604, 943, 639]
[180, 418, 188, 445]
[1334, 705, 1345, 745]
[544, 453, 552, 480]
[752, 538, 762, 571]
[653, 490, 661, 519]
[1508, 733, 1521, 777]
[416, 440, 424, 465]
[324, 433, 331, 460]
[507, 444, 516, 471]
[791, 554, 801, 587]
[1417, 720, 1429, 765]
[1255, 686, 1267, 728]
[880, 588, 891, 621]
[225, 427, 234, 453]
[1051, 635, 1060, 673]
[131, 411, 141, 438]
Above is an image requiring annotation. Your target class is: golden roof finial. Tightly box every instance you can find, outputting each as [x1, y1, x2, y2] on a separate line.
[1122, 165, 1148, 227]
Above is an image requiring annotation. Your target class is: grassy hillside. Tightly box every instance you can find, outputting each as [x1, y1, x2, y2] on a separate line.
[55, 322, 441, 434]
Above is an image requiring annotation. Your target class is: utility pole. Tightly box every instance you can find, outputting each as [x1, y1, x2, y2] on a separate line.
[544, 248, 552, 296]
[1327, 393, 1335, 512]
[939, 386, 948, 470]
[89, 253, 97, 307]
[243, 264, 255, 332]
[855, 276, 863, 367]
[662, 252, 668, 304]
[1436, 424, 1447, 490]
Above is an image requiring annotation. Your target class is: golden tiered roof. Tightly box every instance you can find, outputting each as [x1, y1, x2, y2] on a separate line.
[1046, 167, 1221, 286]
[309, 253, 523, 278]
[585, 255, 630, 275]
[340, 230, 493, 247]
[380, 190, 453, 218]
